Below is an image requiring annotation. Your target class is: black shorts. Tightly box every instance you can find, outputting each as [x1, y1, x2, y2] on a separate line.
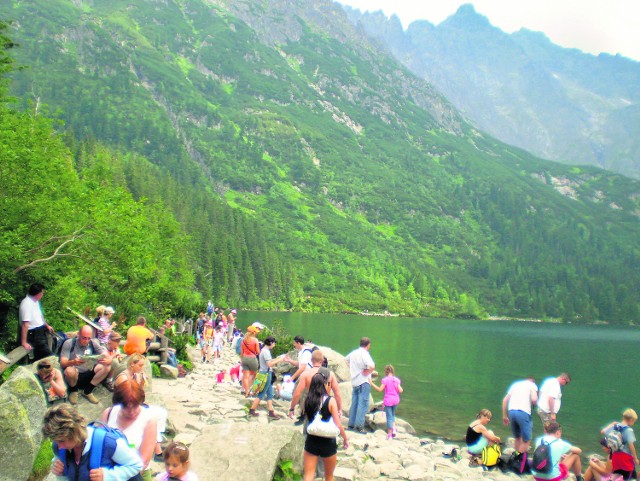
[304, 435, 337, 458]
[76, 367, 98, 390]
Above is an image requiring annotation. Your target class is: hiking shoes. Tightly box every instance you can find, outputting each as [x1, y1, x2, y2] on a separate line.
[68, 391, 78, 405]
[82, 392, 99, 404]
[268, 411, 282, 420]
[248, 409, 259, 417]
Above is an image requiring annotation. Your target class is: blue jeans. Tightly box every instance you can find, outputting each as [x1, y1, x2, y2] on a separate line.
[384, 404, 397, 430]
[349, 382, 371, 429]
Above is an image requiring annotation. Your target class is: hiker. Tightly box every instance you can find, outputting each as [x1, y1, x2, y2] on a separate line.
[156, 442, 199, 481]
[201, 319, 213, 363]
[123, 316, 154, 356]
[43, 403, 143, 481]
[601, 408, 639, 480]
[537, 373, 571, 425]
[285, 336, 314, 382]
[502, 376, 538, 454]
[60, 325, 111, 404]
[226, 309, 237, 342]
[20, 283, 55, 361]
[35, 359, 67, 404]
[345, 337, 375, 434]
[248, 336, 285, 418]
[302, 373, 349, 481]
[371, 364, 403, 440]
[466, 409, 501, 463]
[115, 353, 148, 389]
[584, 438, 623, 481]
[288, 349, 342, 422]
[240, 325, 261, 397]
[102, 380, 157, 477]
[96, 306, 117, 346]
[531, 421, 583, 481]
[104, 331, 125, 391]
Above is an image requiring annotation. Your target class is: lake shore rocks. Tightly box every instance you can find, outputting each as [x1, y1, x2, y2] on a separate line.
[150, 345, 525, 481]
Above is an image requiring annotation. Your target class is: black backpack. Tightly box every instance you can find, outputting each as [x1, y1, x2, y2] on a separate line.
[532, 438, 556, 473]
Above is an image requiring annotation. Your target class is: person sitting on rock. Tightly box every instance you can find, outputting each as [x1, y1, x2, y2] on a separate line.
[59, 325, 111, 405]
[35, 359, 66, 404]
[466, 409, 501, 464]
[104, 331, 125, 392]
[123, 316, 154, 356]
[115, 353, 148, 389]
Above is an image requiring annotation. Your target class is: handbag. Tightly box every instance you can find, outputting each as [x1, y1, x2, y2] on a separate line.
[250, 372, 269, 396]
[306, 397, 340, 438]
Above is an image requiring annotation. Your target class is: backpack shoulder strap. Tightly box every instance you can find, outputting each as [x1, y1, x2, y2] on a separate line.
[89, 425, 107, 470]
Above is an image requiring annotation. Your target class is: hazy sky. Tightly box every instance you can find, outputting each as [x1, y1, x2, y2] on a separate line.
[336, 0, 640, 61]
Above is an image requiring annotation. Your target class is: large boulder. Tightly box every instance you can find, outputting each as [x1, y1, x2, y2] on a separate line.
[0, 367, 47, 481]
[190, 422, 304, 481]
[316, 346, 350, 382]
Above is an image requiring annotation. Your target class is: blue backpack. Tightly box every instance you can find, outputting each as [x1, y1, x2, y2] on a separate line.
[235, 335, 244, 355]
[55, 422, 133, 474]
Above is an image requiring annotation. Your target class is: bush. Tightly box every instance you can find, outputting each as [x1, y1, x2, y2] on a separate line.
[257, 320, 294, 358]
[28, 438, 53, 481]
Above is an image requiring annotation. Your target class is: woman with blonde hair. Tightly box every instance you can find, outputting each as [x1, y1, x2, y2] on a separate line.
[466, 409, 501, 465]
[240, 325, 261, 397]
[43, 403, 142, 480]
[115, 353, 148, 389]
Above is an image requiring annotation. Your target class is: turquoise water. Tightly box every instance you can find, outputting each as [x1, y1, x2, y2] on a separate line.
[239, 312, 640, 454]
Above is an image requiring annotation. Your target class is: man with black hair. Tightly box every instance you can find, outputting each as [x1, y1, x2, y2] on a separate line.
[20, 283, 55, 361]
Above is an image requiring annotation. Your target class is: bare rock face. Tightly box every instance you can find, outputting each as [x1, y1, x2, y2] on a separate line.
[0, 366, 47, 481]
[189, 423, 304, 481]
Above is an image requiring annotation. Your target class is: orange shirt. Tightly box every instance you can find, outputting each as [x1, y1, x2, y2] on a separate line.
[123, 325, 154, 355]
[240, 336, 260, 357]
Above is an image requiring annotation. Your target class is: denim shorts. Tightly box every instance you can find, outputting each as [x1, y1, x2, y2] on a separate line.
[509, 410, 533, 442]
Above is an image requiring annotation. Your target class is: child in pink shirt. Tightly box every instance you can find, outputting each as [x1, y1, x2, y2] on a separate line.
[372, 364, 403, 440]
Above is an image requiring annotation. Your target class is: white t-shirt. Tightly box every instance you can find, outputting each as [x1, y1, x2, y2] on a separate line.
[345, 347, 374, 387]
[298, 345, 313, 368]
[538, 377, 562, 413]
[19, 295, 45, 330]
[506, 379, 538, 414]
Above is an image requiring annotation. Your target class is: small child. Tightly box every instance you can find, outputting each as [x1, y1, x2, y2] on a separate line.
[601, 408, 638, 480]
[372, 364, 403, 440]
[212, 326, 224, 359]
[155, 441, 199, 481]
[229, 362, 242, 383]
[215, 370, 226, 383]
[278, 374, 295, 401]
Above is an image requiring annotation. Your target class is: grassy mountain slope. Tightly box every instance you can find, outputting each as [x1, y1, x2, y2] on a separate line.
[2, 0, 640, 322]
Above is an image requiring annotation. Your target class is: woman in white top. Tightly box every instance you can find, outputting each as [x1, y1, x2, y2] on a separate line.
[101, 380, 156, 480]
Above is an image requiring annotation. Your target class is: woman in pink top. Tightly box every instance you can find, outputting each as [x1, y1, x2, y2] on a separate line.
[372, 364, 403, 440]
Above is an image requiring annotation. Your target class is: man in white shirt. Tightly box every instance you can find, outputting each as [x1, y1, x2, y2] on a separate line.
[502, 376, 538, 453]
[345, 337, 375, 434]
[537, 373, 571, 426]
[20, 283, 55, 361]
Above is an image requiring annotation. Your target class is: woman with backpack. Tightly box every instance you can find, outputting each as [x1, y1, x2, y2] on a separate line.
[302, 372, 349, 481]
[101, 380, 157, 480]
[43, 403, 143, 481]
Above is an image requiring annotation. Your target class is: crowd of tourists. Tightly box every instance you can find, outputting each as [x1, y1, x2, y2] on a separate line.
[466, 372, 637, 481]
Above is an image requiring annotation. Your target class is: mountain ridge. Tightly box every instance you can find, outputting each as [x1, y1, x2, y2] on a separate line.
[1, 0, 640, 323]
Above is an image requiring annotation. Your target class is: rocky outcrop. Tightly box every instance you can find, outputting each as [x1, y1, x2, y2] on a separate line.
[0, 366, 47, 481]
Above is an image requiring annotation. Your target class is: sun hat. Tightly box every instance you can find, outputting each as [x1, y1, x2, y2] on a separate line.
[251, 322, 266, 330]
[105, 306, 115, 314]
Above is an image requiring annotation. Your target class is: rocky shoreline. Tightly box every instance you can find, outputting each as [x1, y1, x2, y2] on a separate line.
[149, 344, 525, 481]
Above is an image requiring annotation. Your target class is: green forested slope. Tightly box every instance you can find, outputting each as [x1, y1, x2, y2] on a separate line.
[1, 0, 640, 327]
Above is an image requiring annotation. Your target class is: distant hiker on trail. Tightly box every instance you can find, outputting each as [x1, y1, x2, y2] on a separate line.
[43, 403, 143, 481]
[60, 325, 110, 405]
[20, 283, 55, 361]
[537, 372, 571, 425]
[372, 364, 403, 440]
[531, 421, 583, 481]
[123, 316, 154, 356]
[206, 300, 214, 316]
[601, 408, 639, 480]
[226, 309, 237, 342]
[502, 376, 538, 455]
[345, 337, 375, 434]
